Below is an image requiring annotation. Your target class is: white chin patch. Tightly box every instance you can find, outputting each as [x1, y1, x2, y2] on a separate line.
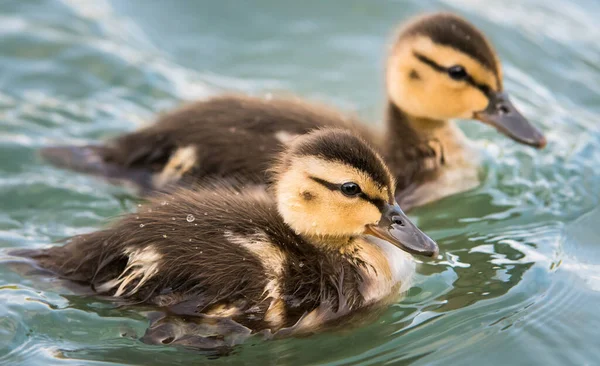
[370, 237, 416, 294]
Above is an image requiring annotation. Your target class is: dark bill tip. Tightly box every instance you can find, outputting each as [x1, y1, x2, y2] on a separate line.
[474, 92, 546, 149]
[366, 203, 438, 258]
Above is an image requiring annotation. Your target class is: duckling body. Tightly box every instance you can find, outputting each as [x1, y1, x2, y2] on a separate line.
[31, 187, 409, 332]
[22, 129, 437, 345]
[41, 13, 545, 209]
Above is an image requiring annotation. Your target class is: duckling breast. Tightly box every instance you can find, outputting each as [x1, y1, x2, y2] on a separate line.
[398, 123, 482, 209]
[352, 237, 416, 304]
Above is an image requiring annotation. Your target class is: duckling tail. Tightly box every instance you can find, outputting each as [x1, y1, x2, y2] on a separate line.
[11, 232, 124, 284]
[39, 145, 154, 191]
[10, 246, 72, 276]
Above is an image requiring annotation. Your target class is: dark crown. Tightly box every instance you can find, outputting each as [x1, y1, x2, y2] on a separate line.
[293, 129, 392, 189]
[401, 12, 499, 74]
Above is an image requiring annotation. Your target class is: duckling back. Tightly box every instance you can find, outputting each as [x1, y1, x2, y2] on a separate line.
[40, 95, 369, 194]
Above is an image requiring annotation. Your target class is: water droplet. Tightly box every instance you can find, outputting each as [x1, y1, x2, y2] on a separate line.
[186, 214, 195, 222]
[204, 212, 208, 216]
[135, 216, 139, 220]
[137, 204, 142, 208]
[189, 239, 192, 242]
[139, 224, 144, 228]
[299, 262, 304, 268]
[194, 223, 198, 226]
[171, 217, 176, 221]
[163, 234, 167, 238]
[161, 201, 167, 206]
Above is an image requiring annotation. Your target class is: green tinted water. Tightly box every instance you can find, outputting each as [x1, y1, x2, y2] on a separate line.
[1, 0, 600, 364]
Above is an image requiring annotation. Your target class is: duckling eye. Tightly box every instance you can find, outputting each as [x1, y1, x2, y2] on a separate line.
[448, 65, 467, 80]
[340, 182, 361, 197]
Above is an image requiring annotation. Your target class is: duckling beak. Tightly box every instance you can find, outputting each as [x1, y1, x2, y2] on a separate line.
[474, 92, 546, 149]
[365, 203, 438, 258]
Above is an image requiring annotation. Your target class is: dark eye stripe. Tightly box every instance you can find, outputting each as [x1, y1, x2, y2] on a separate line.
[413, 52, 493, 98]
[309, 176, 387, 212]
[309, 176, 340, 191]
[364, 196, 386, 211]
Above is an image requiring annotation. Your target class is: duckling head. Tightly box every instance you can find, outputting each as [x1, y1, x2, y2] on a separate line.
[272, 128, 438, 257]
[386, 12, 546, 148]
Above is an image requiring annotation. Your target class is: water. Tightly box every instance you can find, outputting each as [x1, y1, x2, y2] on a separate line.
[1, 0, 599, 364]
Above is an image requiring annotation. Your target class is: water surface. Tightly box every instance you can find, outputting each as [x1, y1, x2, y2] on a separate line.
[1, 0, 599, 364]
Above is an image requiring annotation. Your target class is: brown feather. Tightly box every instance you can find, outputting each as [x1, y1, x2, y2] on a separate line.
[40, 13, 503, 208]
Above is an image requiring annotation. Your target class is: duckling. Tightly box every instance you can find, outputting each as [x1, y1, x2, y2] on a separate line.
[21, 129, 438, 347]
[383, 12, 545, 207]
[40, 12, 545, 209]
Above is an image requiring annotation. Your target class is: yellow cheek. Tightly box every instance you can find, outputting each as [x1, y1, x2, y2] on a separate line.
[459, 87, 489, 116]
[387, 36, 499, 121]
[390, 69, 489, 120]
[424, 80, 490, 120]
[280, 192, 381, 237]
[342, 201, 381, 233]
[274, 157, 393, 238]
[316, 198, 381, 236]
